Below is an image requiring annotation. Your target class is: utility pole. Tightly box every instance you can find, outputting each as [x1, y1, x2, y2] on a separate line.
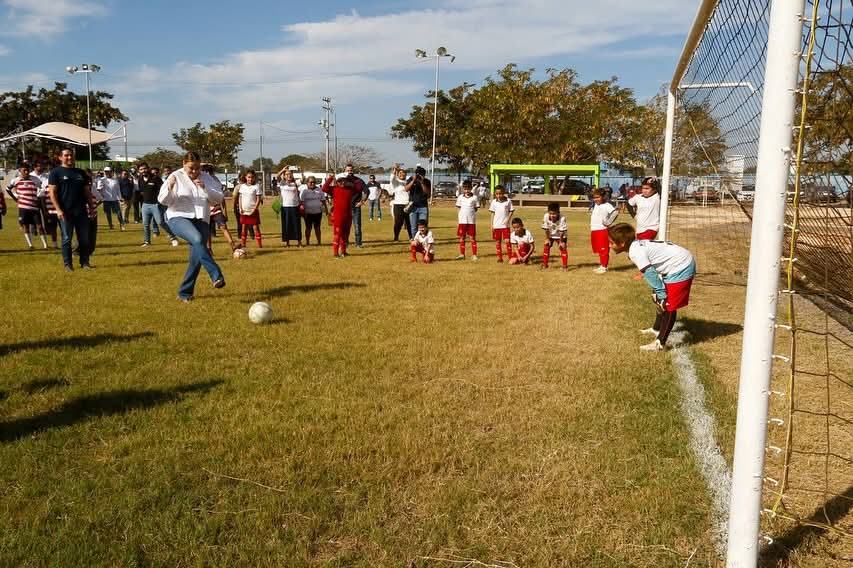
[123, 123, 128, 170]
[333, 107, 338, 174]
[321, 97, 332, 174]
[259, 121, 264, 193]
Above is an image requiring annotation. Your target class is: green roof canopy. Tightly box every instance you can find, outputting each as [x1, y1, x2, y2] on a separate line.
[488, 163, 600, 194]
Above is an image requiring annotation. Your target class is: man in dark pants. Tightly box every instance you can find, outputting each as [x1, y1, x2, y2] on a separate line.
[343, 164, 369, 248]
[47, 148, 96, 271]
[119, 169, 137, 223]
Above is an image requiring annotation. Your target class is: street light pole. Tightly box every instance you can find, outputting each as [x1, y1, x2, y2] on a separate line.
[66, 64, 100, 169]
[415, 47, 454, 196]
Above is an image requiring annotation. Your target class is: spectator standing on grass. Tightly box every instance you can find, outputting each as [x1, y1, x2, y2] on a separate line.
[119, 170, 136, 226]
[37, 171, 59, 249]
[202, 163, 236, 254]
[155, 167, 177, 244]
[455, 179, 479, 261]
[276, 167, 302, 247]
[608, 223, 696, 351]
[489, 185, 514, 263]
[100, 167, 125, 230]
[341, 164, 368, 248]
[322, 174, 361, 258]
[6, 162, 48, 250]
[47, 148, 96, 271]
[237, 169, 263, 249]
[388, 163, 411, 240]
[137, 163, 174, 247]
[407, 165, 430, 237]
[85, 168, 102, 257]
[590, 188, 619, 274]
[299, 176, 327, 246]
[158, 151, 226, 302]
[366, 174, 382, 221]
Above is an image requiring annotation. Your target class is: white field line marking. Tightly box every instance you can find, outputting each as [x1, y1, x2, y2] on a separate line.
[668, 323, 732, 554]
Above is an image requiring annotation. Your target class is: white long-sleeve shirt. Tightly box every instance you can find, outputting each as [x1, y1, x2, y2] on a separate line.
[100, 177, 121, 201]
[158, 169, 223, 222]
[388, 174, 410, 205]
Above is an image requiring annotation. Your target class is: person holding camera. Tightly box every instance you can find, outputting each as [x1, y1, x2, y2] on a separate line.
[407, 165, 430, 237]
[388, 163, 412, 240]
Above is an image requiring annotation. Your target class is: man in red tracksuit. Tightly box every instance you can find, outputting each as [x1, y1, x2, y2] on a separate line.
[322, 175, 362, 258]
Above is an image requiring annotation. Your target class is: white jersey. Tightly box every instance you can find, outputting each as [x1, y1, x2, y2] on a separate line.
[413, 230, 435, 253]
[590, 201, 618, 230]
[510, 229, 534, 246]
[389, 175, 410, 205]
[489, 198, 514, 229]
[456, 194, 479, 224]
[279, 181, 300, 207]
[238, 183, 262, 212]
[541, 213, 567, 239]
[628, 239, 694, 276]
[627, 193, 660, 233]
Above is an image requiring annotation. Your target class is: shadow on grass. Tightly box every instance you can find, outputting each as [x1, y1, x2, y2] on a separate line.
[759, 485, 853, 566]
[681, 317, 743, 343]
[0, 379, 223, 443]
[229, 282, 366, 302]
[0, 391, 7, 402]
[114, 259, 188, 268]
[0, 332, 155, 357]
[22, 378, 71, 394]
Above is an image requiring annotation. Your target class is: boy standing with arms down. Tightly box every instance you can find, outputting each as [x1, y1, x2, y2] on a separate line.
[488, 185, 514, 262]
[608, 223, 696, 351]
[590, 188, 619, 273]
[455, 180, 479, 261]
[541, 202, 568, 270]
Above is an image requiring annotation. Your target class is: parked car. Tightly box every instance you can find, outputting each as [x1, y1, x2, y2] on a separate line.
[736, 186, 755, 201]
[693, 186, 719, 201]
[433, 180, 458, 198]
[555, 178, 592, 195]
[804, 185, 838, 203]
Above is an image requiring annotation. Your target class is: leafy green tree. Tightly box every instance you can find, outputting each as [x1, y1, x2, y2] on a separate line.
[136, 148, 183, 170]
[802, 63, 852, 175]
[247, 157, 275, 172]
[172, 120, 244, 167]
[276, 154, 324, 172]
[0, 82, 127, 163]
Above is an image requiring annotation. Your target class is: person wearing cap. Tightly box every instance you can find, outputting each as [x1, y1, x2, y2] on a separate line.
[99, 166, 125, 230]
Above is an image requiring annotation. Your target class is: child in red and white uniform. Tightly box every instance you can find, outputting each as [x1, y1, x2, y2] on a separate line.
[509, 217, 535, 265]
[541, 202, 568, 270]
[488, 185, 514, 262]
[627, 176, 661, 240]
[322, 175, 361, 258]
[410, 219, 435, 263]
[237, 170, 263, 248]
[608, 223, 696, 351]
[202, 164, 236, 255]
[590, 188, 618, 273]
[455, 179, 479, 261]
[6, 162, 47, 249]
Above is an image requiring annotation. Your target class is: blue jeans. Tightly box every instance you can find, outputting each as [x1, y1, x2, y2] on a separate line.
[159, 204, 175, 238]
[368, 199, 382, 220]
[141, 203, 166, 243]
[408, 206, 429, 237]
[60, 212, 91, 268]
[102, 200, 124, 228]
[352, 205, 363, 246]
[168, 217, 223, 299]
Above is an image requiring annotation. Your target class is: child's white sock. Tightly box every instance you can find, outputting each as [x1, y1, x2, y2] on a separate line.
[40, 235, 48, 249]
[24, 233, 33, 248]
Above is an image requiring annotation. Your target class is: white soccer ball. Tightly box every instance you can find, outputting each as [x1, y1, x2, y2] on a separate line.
[233, 247, 247, 259]
[248, 301, 273, 324]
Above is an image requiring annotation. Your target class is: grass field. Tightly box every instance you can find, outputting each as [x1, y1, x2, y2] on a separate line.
[0, 201, 846, 566]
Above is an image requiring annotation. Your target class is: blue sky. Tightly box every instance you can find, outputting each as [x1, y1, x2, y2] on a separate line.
[1, 0, 698, 167]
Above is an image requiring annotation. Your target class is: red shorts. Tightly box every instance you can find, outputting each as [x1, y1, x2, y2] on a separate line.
[590, 229, 609, 253]
[636, 229, 658, 240]
[457, 224, 476, 237]
[665, 277, 693, 311]
[512, 243, 531, 261]
[492, 228, 510, 241]
[240, 211, 260, 226]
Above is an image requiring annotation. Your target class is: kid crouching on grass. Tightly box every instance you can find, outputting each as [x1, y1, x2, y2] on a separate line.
[410, 219, 435, 263]
[509, 217, 535, 265]
[488, 185, 514, 262]
[541, 202, 568, 270]
[455, 179, 479, 261]
[590, 187, 619, 273]
[608, 223, 696, 351]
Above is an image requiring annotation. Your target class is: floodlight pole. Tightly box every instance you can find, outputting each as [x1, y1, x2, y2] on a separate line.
[416, 48, 454, 203]
[66, 64, 100, 169]
[726, 0, 804, 566]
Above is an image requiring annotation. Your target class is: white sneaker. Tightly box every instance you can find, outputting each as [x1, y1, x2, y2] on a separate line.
[639, 327, 659, 336]
[170, 238, 179, 247]
[593, 266, 608, 274]
[639, 339, 664, 351]
[455, 255, 465, 260]
[471, 255, 478, 262]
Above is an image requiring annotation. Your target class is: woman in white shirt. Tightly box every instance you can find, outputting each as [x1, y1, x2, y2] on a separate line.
[298, 176, 328, 245]
[276, 167, 302, 247]
[158, 151, 226, 302]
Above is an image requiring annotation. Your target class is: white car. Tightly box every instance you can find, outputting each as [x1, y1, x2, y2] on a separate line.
[736, 188, 755, 201]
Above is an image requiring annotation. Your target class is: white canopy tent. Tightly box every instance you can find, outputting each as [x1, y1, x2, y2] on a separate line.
[0, 121, 124, 146]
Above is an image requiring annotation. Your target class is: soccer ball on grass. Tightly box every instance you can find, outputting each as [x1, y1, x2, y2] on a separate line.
[248, 302, 273, 324]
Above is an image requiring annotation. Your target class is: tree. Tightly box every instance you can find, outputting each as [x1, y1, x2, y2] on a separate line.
[172, 120, 244, 167]
[136, 148, 184, 170]
[247, 157, 275, 172]
[323, 144, 382, 172]
[0, 82, 127, 163]
[276, 154, 324, 172]
[802, 63, 852, 175]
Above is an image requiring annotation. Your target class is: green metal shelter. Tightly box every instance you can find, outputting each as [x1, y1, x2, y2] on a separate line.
[488, 163, 601, 195]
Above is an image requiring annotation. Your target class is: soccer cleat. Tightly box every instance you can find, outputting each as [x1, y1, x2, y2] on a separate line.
[213, 278, 226, 289]
[639, 339, 664, 351]
[171, 238, 179, 247]
[455, 255, 465, 260]
[639, 327, 659, 336]
[471, 255, 478, 262]
[593, 266, 608, 274]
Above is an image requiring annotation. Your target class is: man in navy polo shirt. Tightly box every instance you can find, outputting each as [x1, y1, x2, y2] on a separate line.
[47, 148, 96, 271]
